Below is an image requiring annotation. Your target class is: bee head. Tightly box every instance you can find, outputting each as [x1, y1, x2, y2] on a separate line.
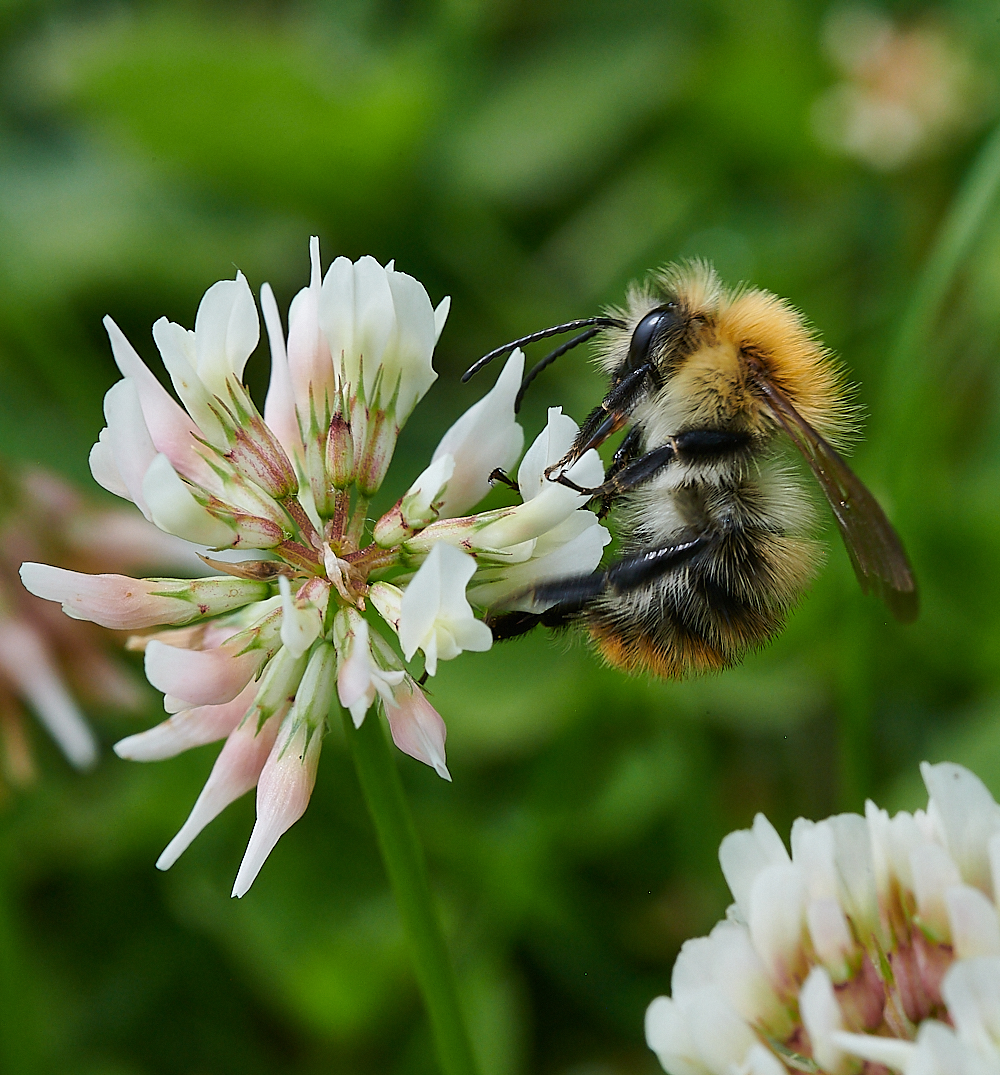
[624, 302, 686, 380]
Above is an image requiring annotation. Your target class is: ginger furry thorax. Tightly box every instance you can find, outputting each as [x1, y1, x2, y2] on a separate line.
[592, 261, 857, 448]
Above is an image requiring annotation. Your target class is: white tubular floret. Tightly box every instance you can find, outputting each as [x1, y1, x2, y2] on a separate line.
[428, 349, 525, 517]
[398, 542, 492, 675]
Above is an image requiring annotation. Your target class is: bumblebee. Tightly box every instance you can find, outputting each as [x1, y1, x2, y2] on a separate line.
[463, 263, 917, 679]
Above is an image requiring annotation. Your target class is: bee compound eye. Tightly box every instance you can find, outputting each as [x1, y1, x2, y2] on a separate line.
[627, 304, 679, 370]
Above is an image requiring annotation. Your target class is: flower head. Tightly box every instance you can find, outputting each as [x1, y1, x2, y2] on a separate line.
[22, 239, 610, 893]
[645, 761, 1000, 1075]
[0, 464, 200, 785]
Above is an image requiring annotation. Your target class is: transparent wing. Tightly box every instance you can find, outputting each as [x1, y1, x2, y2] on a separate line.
[760, 382, 918, 623]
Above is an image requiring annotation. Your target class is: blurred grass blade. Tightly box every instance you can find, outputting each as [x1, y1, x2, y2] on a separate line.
[879, 121, 1000, 466]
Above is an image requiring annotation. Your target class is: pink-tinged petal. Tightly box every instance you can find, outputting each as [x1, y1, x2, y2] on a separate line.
[144, 638, 265, 706]
[286, 236, 336, 419]
[385, 679, 450, 780]
[21, 564, 189, 629]
[89, 431, 130, 499]
[103, 379, 157, 518]
[103, 316, 207, 481]
[114, 682, 257, 761]
[0, 618, 97, 769]
[232, 718, 322, 897]
[157, 708, 282, 870]
[193, 272, 259, 393]
[260, 282, 304, 463]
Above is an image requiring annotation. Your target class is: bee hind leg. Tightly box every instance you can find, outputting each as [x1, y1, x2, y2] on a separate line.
[484, 601, 584, 642]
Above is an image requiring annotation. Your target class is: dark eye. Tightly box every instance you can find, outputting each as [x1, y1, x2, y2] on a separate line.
[627, 303, 679, 370]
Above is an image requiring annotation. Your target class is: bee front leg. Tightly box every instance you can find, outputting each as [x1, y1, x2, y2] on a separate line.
[552, 442, 677, 499]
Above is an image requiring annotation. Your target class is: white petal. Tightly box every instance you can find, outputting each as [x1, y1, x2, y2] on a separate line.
[278, 576, 321, 659]
[403, 454, 456, 526]
[318, 256, 357, 386]
[430, 349, 525, 517]
[152, 317, 226, 445]
[719, 813, 790, 921]
[911, 841, 962, 940]
[684, 985, 760, 1075]
[946, 885, 1000, 959]
[922, 761, 1000, 892]
[470, 512, 611, 612]
[747, 862, 807, 986]
[352, 256, 397, 402]
[800, 967, 848, 1074]
[733, 1044, 786, 1075]
[831, 1031, 916, 1071]
[434, 295, 450, 343]
[194, 272, 260, 393]
[142, 454, 234, 547]
[103, 317, 208, 482]
[517, 407, 580, 498]
[942, 956, 1000, 1055]
[89, 432, 131, 499]
[399, 544, 444, 662]
[645, 996, 710, 1075]
[102, 378, 157, 518]
[806, 897, 855, 979]
[385, 267, 438, 420]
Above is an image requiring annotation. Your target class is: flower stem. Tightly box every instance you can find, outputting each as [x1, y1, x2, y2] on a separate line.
[341, 705, 479, 1075]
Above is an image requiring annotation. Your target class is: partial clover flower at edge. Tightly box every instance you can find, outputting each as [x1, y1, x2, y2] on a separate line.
[20, 238, 610, 897]
[645, 761, 1000, 1075]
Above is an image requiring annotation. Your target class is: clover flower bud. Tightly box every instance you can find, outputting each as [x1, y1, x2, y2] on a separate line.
[325, 412, 355, 490]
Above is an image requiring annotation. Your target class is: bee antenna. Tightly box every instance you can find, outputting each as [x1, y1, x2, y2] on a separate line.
[461, 317, 623, 383]
[514, 327, 604, 413]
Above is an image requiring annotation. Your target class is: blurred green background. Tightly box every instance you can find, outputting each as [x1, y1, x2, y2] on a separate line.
[3, 0, 1000, 1072]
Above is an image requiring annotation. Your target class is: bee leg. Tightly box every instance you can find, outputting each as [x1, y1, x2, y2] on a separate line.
[484, 602, 582, 642]
[554, 442, 678, 498]
[487, 535, 709, 641]
[489, 468, 519, 491]
[598, 426, 643, 517]
[528, 534, 709, 607]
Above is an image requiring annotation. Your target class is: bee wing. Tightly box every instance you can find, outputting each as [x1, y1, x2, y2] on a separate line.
[759, 383, 918, 623]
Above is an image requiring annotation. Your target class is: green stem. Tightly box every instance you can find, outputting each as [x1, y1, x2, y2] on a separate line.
[877, 121, 1000, 471]
[341, 705, 479, 1075]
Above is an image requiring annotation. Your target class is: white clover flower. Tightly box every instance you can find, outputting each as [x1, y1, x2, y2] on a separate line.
[646, 761, 1000, 1075]
[20, 238, 611, 894]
